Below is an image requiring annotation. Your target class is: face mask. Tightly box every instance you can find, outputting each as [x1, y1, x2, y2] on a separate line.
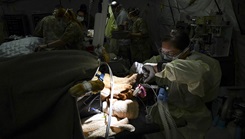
[162, 54, 174, 62]
[53, 9, 58, 15]
[159, 47, 175, 62]
[77, 16, 84, 22]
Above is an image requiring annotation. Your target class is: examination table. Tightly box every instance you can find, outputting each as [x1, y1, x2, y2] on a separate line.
[0, 50, 164, 139]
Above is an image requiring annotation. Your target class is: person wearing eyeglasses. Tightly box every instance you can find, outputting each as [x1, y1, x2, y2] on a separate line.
[130, 29, 222, 139]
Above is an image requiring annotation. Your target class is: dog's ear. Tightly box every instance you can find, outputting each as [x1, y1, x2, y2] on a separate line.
[117, 93, 127, 100]
[116, 90, 133, 100]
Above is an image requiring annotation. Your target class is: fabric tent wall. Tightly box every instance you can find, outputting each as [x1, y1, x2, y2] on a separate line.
[0, 0, 243, 85]
[120, 0, 244, 86]
[0, 0, 100, 33]
[117, 0, 180, 53]
[231, 0, 245, 86]
[176, 0, 245, 86]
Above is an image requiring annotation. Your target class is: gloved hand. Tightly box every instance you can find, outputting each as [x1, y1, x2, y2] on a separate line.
[130, 62, 144, 74]
[142, 65, 156, 83]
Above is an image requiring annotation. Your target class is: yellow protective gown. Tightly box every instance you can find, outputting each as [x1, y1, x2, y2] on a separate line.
[144, 51, 222, 139]
[104, 6, 118, 54]
[105, 6, 117, 38]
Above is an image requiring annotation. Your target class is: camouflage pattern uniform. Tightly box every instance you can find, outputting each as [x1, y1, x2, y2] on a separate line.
[34, 15, 83, 49]
[130, 18, 152, 63]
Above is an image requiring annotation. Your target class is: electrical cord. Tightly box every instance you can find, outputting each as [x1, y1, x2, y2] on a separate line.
[87, 94, 101, 112]
[158, 100, 171, 139]
[167, 0, 176, 26]
[141, 84, 159, 99]
[135, 83, 158, 124]
[141, 83, 179, 139]
[214, 0, 222, 14]
[176, 0, 181, 13]
[139, 84, 158, 113]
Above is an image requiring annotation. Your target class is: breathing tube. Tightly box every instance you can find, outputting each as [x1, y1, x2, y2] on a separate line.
[157, 87, 179, 139]
[101, 62, 114, 139]
[133, 82, 179, 139]
[90, 59, 115, 139]
[73, 59, 115, 139]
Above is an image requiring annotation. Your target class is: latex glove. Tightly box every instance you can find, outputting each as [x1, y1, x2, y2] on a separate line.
[142, 65, 156, 83]
[130, 62, 144, 74]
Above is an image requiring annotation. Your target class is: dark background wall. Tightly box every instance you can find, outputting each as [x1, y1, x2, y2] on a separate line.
[0, 0, 243, 86]
[0, 0, 148, 34]
[0, 0, 98, 34]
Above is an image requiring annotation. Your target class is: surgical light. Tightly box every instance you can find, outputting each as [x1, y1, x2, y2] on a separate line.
[111, 1, 117, 5]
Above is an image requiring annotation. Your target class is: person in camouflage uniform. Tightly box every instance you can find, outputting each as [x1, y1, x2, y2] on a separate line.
[127, 8, 152, 63]
[34, 7, 84, 50]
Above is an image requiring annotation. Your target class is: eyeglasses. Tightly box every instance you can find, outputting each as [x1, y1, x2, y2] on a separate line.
[159, 47, 180, 57]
